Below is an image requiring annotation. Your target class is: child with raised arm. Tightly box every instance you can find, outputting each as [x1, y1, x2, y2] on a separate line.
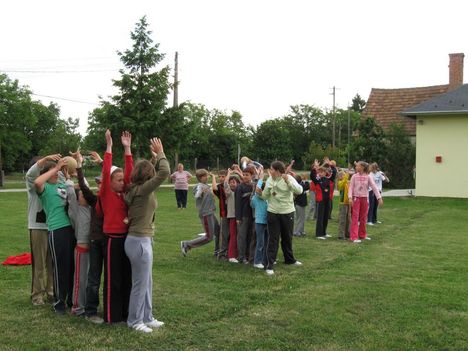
[367, 162, 389, 225]
[99, 129, 133, 323]
[348, 161, 383, 243]
[73, 151, 106, 324]
[65, 151, 91, 317]
[337, 170, 351, 240]
[235, 166, 255, 264]
[212, 170, 229, 260]
[180, 169, 220, 256]
[34, 157, 76, 314]
[310, 159, 337, 239]
[125, 138, 170, 333]
[250, 168, 268, 269]
[224, 169, 240, 262]
[26, 154, 60, 306]
[293, 174, 310, 237]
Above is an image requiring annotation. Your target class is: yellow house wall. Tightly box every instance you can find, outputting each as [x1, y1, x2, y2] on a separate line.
[416, 115, 468, 198]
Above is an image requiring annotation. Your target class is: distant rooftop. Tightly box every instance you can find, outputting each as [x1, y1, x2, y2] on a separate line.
[402, 83, 468, 117]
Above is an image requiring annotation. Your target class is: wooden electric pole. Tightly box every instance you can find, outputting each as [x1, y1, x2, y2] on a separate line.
[173, 51, 180, 169]
[331, 86, 336, 148]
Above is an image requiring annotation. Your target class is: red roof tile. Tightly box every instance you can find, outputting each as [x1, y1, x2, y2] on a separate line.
[363, 85, 449, 135]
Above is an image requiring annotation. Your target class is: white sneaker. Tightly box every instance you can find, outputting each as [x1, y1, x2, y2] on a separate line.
[253, 263, 264, 269]
[265, 269, 274, 275]
[367, 222, 374, 226]
[325, 234, 332, 238]
[352, 239, 362, 243]
[133, 323, 153, 333]
[145, 319, 164, 329]
[293, 261, 303, 266]
[86, 315, 104, 324]
[317, 236, 326, 240]
[377, 221, 382, 224]
[365, 237, 371, 240]
[197, 232, 205, 237]
[180, 241, 188, 256]
[228, 258, 238, 263]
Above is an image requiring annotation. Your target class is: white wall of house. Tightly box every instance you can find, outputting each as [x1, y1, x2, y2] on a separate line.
[416, 115, 468, 198]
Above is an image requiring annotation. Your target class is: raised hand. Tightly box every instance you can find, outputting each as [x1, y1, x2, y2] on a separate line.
[121, 131, 132, 148]
[105, 129, 113, 149]
[150, 137, 163, 156]
[69, 149, 83, 168]
[46, 154, 62, 162]
[88, 151, 103, 165]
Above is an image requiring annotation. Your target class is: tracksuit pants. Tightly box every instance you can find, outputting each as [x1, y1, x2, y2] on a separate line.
[125, 236, 155, 327]
[184, 214, 219, 250]
[227, 218, 238, 259]
[350, 197, 369, 240]
[217, 217, 229, 259]
[265, 212, 297, 270]
[315, 199, 330, 237]
[237, 216, 253, 263]
[85, 238, 106, 317]
[294, 205, 306, 235]
[103, 234, 131, 323]
[72, 245, 89, 316]
[254, 223, 268, 266]
[48, 226, 76, 312]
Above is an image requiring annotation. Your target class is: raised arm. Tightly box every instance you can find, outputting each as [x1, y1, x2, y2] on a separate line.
[121, 131, 133, 187]
[137, 138, 170, 195]
[70, 149, 97, 207]
[34, 158, 67, 194]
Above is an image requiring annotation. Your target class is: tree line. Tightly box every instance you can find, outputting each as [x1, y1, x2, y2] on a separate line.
[0, 16, 415, 188]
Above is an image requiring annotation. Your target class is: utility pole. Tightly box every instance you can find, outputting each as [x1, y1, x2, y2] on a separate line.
[330, 86, 336, 148]
[347, 104, 351, 165]
[173, 51, 179, 169]
[173, 51, 179, 108]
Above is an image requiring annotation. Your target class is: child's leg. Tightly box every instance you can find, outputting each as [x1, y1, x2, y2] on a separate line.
[227, 219, 238, 259]
[218, 217, 229, 259]
[265, 212, 280, 270]
[350, 198, 361, 241]
[184, 215, 216, 250]
[254, 223, 266, 265]
[72, 245, 89, 316]
[85, 238, 105, 317]
[278, 212, 297, 264]
[237, 217, 251, 263]
[358, 198, 369, 239]
[337, 204, 346, 238]
[315, 202, 325, 237]
[322, 200, 330, 235]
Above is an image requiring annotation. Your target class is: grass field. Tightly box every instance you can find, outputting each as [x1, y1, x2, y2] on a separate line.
[0, 188, 467, 351]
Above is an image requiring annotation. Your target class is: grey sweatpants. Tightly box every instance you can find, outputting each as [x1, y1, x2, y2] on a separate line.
[184, 214, 220, 250]
[294, 205, 306, 235]
[217, 217, 229, 259]
[71, 246, 89, 316]
[307, 192, 317, 220]
[125, 235, 155, 327]
[337, 204, 350, 239]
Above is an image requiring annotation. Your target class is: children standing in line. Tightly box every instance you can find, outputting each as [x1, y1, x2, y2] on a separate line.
[348, 161, 383, 243]
[224, 169, 240, 263]
[180, 169, 220, 256]
[337, 170, 351, 240]
[235, 166, 255, 264]
[212, 170, 229, 260]
[125, 137, 170, 333]
[293, 174, 310, 237]
[367, 163, 389, 225]
[250, 170, 268, 269]
[99, 129, 134, 324]
[310, 159, 337, 240]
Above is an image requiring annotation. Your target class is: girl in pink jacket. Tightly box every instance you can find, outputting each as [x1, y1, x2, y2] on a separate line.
[348, 161, 383, 243]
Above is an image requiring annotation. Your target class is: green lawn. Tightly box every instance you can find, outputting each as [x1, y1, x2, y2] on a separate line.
[0, 189, 467, 351]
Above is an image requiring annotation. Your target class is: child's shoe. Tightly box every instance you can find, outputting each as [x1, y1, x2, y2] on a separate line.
[132, 323, 153, 333]
[180, 241, 188, 256]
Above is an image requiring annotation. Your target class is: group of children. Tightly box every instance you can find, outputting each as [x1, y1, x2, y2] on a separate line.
[180, 156, 388, 273]
[27, 130, 169, 333]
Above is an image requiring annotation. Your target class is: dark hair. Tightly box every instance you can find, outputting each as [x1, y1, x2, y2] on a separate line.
[218, 169, 228, 176]
[295, 174, 302, 183]
[243, 166, 256, 176]
[130, 160, 155, 186]
[270, 161, 285, 174]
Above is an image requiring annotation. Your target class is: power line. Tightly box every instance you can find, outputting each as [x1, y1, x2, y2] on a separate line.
[31, 93, 100, 106]
[1, 69, 118, 74]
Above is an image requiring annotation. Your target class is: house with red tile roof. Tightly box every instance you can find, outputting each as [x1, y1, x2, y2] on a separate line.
[363, 53, 464, 139]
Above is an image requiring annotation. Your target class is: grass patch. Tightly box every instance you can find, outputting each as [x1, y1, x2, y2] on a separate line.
[0, 190, 467, 350]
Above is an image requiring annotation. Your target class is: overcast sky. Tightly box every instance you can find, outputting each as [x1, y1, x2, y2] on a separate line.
[1, 0, 467, 135]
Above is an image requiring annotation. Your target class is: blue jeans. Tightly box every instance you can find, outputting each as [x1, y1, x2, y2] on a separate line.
[254, 223, 268, 265]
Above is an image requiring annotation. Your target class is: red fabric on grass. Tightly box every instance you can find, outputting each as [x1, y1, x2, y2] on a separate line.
[2, 253, 32, 265]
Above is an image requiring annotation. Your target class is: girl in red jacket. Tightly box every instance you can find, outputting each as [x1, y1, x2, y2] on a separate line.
[98, 129, 134, 323]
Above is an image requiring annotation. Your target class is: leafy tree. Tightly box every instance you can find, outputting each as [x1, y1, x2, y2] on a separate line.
[383, 124, 415, 188]
[0, 75, 36, 172]
[348, 116, 386, 165]
[252, 119, 294, 165]
[351, 93, 366, 113]
[85, 16, 171, 159]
